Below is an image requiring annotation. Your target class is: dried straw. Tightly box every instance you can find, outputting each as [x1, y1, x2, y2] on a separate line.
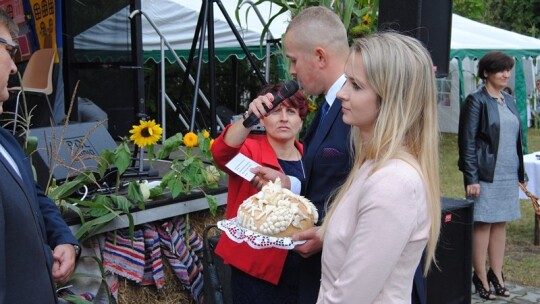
[117, 206, 226, 304]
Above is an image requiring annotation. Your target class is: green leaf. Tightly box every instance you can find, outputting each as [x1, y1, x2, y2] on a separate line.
[161, 170, 176, 185]
[25, 135, 38, 156]
[149, 185, 164, 197]
[126, 213, 135, 243]
[74, 212, 118, 240]
[47, 172, 95, 200]
[98, 149, 114, 177]
[59, 294, 92, 304]
[206, 194, 218, 216]
[156, 133, 182, 159]
[113, 142, 131, 174]
[183, 156, 194, 167]
[63, 199, 85, 224]
[127, 181, 144, 204]
[110, 195, 133, 213]
[147, 145, 155, 163]
[168, 177, 184, 198]
[80, 195, 113, 218]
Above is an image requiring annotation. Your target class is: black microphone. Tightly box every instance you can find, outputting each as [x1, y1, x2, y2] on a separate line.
[243, 80, 300, 128]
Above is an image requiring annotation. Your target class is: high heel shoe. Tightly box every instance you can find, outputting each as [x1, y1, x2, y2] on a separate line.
[472, 272, 496, 300]
[487, 268, 510, 297]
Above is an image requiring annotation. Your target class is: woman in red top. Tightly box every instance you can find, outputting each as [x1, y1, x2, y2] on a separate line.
[211, 83, 308, 303]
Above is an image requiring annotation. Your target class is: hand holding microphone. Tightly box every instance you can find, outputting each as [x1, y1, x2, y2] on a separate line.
[243, 80, 300, 128]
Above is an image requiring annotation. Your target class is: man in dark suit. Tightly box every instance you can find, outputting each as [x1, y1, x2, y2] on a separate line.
[283, 7, 351, 303]
[0, 8, 79, 303]
[251, 7, 352, 303]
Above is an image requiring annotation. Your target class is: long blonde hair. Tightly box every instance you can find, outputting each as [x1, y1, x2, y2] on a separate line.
[319, 32, 441, 274]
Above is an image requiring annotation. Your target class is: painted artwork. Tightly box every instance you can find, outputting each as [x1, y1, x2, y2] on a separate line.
[0, 0, 25, 23]
[29, 0, 56, 49]
[0, 0, 31, 61]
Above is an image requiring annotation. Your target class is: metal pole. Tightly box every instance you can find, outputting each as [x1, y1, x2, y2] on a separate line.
[160, 38, 166, 140]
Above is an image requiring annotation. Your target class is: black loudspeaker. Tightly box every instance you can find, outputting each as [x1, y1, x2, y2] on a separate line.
[31, 122, 117, 189]
[426, 198, 473, 304]
[378, 0, 452, 78]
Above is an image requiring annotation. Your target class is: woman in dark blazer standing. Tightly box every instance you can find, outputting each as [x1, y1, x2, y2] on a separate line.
[458, 51, 527, 300]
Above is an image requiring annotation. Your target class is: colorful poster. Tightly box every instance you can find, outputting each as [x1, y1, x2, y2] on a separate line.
[28, 0, 57, 59]
[0, 0, 31, 62]
[0, 0, 25, 23]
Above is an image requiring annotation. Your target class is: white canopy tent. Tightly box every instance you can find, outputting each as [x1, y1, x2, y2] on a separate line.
[74, 0, 290, 63]
[439, 14, 540, 137]
[74, 0, 291, 135]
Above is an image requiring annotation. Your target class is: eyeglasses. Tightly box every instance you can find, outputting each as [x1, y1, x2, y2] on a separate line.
[0, 37, 18, 59]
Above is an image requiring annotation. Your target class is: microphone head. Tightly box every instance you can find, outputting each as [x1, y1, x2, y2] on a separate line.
[280, 80, 300, 99]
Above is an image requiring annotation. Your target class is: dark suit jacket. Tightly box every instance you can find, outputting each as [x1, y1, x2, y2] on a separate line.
[302, 98, 352, 220]
[0, 127, 78, 303]
[299, 99, 352, 303]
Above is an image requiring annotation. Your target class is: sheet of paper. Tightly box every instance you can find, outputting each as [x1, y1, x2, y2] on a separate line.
[225, 153, 260, 181]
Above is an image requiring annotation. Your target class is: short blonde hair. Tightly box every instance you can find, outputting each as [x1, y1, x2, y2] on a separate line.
[285, 6, 348, 56]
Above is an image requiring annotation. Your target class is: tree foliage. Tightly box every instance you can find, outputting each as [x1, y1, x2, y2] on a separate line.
[453, 0, 540, 38]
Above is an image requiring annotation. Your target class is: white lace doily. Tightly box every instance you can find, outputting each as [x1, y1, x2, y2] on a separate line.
[217, 218, 306, 250]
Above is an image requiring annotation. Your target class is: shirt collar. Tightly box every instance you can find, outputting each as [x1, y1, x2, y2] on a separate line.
[325, 74, 346, 107]
[0, 142, 21, 178]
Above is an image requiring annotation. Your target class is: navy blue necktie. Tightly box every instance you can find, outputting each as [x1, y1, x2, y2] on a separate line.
[320, 102, 330, 124]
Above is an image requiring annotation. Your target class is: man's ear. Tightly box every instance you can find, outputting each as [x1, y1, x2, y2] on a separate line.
[314, 47, 327, 67]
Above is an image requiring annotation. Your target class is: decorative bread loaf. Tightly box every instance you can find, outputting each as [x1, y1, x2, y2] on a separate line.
[236, 178, 318, 237]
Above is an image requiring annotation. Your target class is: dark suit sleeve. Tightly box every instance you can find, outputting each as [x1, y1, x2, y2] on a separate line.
[6, 128, 79, 249]
[36, 185, 78, 249]
[0, 195, 6, 303]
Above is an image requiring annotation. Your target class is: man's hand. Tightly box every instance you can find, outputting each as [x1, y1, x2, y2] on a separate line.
[52, 244, 77, 284]
[250, 167, 290, 190]
[292, 227, 323, 258]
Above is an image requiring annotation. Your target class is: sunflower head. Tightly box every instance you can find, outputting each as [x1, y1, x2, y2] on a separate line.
[202, 130, 210, 138]
[307, 100, 317, 112]
[129, 119, 163, 147]
[183, 132, 198, 148]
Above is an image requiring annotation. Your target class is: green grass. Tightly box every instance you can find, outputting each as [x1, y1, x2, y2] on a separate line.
[440, 129, 540, 287]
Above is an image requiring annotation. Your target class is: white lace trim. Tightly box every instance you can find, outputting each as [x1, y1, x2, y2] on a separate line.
[217, 218, 305, 250]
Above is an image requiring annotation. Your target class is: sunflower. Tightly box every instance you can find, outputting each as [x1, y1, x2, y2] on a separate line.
[129, 120, 163, 147]
[183, 132, 198, 148]
[202, 130, 210, 138]
[362, 13, 372, 26]
[307, 100, 317, 112]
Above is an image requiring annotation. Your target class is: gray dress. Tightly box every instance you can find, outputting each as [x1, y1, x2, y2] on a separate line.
[473, 99, 521, 222]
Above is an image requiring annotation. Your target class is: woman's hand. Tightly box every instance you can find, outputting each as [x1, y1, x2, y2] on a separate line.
[466, 183, 480, 197]
[247, 93, 275, 119]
